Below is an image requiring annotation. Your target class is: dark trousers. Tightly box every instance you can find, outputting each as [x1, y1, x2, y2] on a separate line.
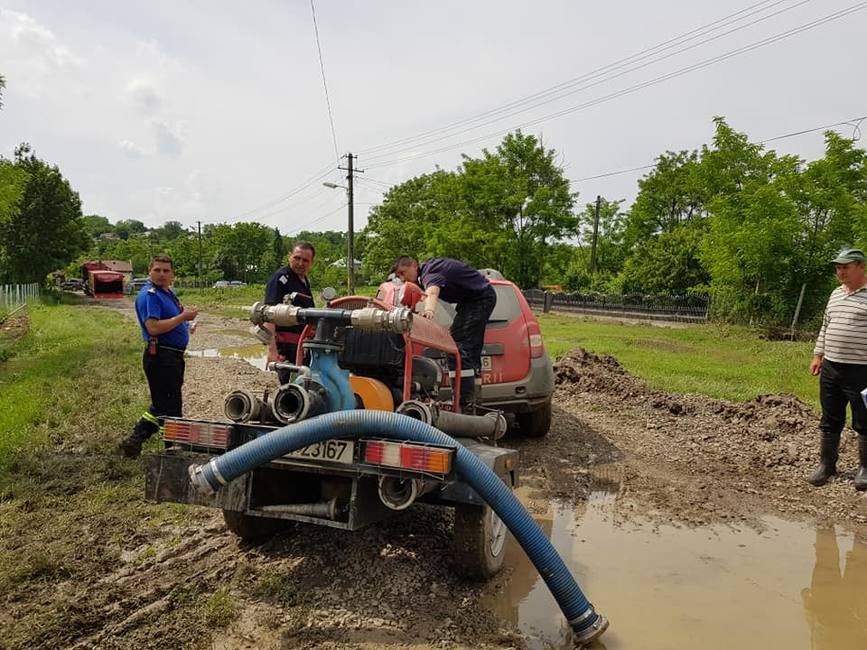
[141, 347, 185, 434]
[819, 359, 867, 444]
[450, 286, 497, 405]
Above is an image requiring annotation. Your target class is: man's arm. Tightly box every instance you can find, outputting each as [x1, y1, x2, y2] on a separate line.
[811, 301, 831, 375]
[422, 285, 441, 319]
[144, 307, 198, 336]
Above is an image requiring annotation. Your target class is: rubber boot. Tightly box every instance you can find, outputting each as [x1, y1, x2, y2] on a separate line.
[808, 432, 839, 486]
[459, 375, 475, 414]
[119, 420, 155, 458]
[855, 435, 867, 491]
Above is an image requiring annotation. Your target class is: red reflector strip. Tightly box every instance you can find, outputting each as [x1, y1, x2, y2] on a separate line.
[164, 420, 231, 448]
[363, 440, 452, 475]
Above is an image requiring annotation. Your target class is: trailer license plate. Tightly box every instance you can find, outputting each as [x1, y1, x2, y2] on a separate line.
[284, 440, 355, 464]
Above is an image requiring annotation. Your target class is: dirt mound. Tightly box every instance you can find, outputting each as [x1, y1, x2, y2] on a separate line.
[527, 348, 867, 530]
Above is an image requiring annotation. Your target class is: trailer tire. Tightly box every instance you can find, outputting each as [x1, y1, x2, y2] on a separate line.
[222, 510, 288, 542]
[452, 503, 507, 580]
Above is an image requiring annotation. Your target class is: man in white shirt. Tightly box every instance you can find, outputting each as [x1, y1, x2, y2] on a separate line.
[809, 247, 867, 490]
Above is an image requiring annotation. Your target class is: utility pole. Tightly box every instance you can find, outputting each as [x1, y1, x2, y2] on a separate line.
[590, 195, 601, 274]
[197, 221, 203, 288]
[338, 153, 363, 294]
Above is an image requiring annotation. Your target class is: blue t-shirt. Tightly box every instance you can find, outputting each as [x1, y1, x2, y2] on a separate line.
[418, 258, 491, 304]
[135, 281, 190, 349]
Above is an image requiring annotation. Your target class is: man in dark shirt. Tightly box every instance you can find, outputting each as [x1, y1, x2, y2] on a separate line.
[392, 256, 496, 409]
[120, 254, 198, 458]
[264, 242, 316, 384]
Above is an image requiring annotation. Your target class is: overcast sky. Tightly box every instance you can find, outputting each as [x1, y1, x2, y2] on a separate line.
[1, 0, 864, 234]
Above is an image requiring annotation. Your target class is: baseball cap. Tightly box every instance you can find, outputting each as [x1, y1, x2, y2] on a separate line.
[831, 247, 866, 264]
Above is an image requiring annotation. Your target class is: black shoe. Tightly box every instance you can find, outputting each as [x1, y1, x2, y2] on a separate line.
[808, 432, 839, 487]
[118, 435, 144, 458]
[855, 435, 867, 491]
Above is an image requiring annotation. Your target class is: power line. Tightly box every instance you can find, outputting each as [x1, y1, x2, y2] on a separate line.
[232, 163, 336, 220]
[358, 0, 805, 159]
[365, 2, 867, 170]
[310, 0, 340, 162]
[569, 113, 867, 183]
[286, 201, 347, 235]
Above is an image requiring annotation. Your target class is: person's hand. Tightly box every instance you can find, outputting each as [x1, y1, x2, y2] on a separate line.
[422, 309, 435, 320]
[182, 306, 199, 321]
[810, 355, 823, 375]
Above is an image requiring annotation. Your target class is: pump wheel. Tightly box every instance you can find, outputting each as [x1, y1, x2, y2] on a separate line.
[452, 503, 507, 580]
[222, 510, 288, 542]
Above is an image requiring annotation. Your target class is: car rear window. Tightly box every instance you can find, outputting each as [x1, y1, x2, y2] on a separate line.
[488, 285, 522, 324]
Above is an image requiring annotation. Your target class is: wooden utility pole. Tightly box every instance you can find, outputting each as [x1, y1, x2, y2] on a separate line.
[590, 195, 601, 273]
[338, 153, 363, 294]
[197, 221, 203, 288]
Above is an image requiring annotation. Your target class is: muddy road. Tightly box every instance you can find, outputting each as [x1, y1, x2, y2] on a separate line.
[3, 307, 866, 649]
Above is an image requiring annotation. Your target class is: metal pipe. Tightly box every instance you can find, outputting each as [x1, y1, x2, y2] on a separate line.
[257, 498, 337, 519]
[224, 389, 260, 423]
[397, 401, 506, 440]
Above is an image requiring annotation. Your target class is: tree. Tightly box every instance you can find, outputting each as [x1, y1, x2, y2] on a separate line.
[620, 220, 710, 294]
[81, 214, 112, 239]
[153, 220, 187, 241]
[271, 227, 286, 269]
[113, 219, 147, 240]
[0, 144, 88, 283]
[362, 132, 576, 287]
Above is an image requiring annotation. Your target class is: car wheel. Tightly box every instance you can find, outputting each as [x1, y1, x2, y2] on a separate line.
[452, 503, 507, 580]
[516, 398, 552, 438]
[222, 509, 288, 542]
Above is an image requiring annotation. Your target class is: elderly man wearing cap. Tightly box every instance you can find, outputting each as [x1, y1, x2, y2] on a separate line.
[809, 247, 867, 490]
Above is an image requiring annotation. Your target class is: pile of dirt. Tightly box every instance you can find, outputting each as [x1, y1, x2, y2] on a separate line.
[530, 348, 867, 530]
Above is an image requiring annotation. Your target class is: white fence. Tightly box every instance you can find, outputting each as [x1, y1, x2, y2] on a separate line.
[1, 283, 40, 311]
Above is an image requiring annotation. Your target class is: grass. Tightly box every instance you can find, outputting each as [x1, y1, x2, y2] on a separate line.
[537, 313, 819, 408]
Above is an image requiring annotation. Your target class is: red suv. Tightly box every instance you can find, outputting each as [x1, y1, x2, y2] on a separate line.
[376, 272, 554, 437]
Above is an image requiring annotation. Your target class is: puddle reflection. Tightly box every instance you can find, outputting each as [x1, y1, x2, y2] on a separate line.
[491, 480, 867, 649]
[186, 344, 268, 371]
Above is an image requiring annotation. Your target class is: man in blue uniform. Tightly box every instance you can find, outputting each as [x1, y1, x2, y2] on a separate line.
[392, 256, 496, 409]
[120, 255, 198, 458]
[264, 242, 316, 384]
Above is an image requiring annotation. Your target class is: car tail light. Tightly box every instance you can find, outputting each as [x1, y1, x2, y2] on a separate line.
[527, 321, 545, 358]
[164, 419, 232, 449]
[363, 440, 453, 475]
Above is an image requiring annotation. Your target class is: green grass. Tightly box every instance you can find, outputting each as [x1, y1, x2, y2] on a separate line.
[0, 304, 145, 469]
[538, 313, 818, 408]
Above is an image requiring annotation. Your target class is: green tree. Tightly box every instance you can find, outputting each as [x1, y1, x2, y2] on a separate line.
[81, 214, 112, 239]
[0, 144, 88, 283]
[620, 220, 710, 294]
[113, 219, 147, 240]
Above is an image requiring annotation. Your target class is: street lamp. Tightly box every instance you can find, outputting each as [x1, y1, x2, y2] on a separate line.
[322, 181, 355, 294]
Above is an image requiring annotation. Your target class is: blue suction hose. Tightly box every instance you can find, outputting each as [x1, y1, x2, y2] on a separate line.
[189, 410, 608, 645]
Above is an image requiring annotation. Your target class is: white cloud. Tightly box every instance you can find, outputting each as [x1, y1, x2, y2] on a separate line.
[125, 78, 163, 113]
[151, 120, 184, 157]
[118, 139, 148, 158]
[0, 9, 84, 97]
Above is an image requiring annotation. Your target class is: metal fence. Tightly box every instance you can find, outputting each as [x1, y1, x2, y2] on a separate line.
[523, 288, 710, 323]
[1, 283, 40, 311]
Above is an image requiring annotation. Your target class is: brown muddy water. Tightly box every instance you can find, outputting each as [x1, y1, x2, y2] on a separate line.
[491, 486, 867, 649]
[186, 344, 268, 370]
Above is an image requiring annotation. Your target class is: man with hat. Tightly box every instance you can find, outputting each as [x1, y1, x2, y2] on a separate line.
[809, 246, 867, 490]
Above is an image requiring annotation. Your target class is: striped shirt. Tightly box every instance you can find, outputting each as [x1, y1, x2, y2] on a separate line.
[814, 284, 867, 364]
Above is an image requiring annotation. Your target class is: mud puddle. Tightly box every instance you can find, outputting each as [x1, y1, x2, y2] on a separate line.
[489, 479, 867, 649]
[186, 344, 268, 370]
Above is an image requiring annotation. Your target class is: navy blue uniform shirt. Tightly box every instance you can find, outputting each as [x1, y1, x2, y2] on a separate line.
[418, 258, 490, 304]
[135, 281, 190, 349]
[264, 266, 315, 333]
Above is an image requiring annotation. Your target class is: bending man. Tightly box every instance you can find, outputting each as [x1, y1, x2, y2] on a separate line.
[393, 256, 496, 409]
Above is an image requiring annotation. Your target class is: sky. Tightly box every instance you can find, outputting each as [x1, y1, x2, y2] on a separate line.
[0, 0, 865, 234]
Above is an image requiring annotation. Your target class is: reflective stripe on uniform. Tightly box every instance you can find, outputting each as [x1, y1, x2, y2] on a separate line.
[448, 369, 476, 378]
[142, 411, 160, 425]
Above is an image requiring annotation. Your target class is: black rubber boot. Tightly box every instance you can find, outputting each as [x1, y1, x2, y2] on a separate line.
[808, 432, 839, 487]
[855, 435, 867, 491]
[119, 420, 154, 458]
